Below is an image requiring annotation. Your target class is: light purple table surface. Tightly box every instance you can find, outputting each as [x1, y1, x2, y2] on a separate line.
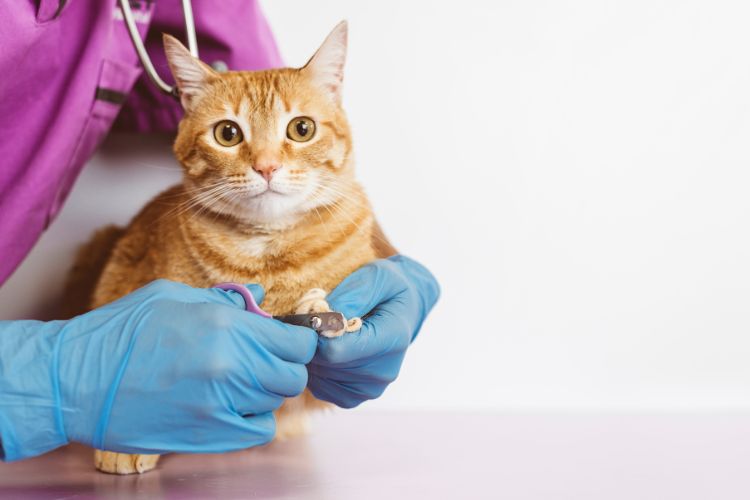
[1, 412, 749, 499]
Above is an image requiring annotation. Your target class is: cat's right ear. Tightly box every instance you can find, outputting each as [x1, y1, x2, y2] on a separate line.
[163, 34, 218, 111]
[301, 21, 348, 104]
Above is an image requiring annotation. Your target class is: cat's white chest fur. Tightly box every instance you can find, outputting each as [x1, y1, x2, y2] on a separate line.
[238, 233, 272, 257]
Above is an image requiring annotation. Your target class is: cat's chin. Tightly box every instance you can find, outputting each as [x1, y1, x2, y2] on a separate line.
[213, 191, 310, 228]
[191, 184, 337, 230]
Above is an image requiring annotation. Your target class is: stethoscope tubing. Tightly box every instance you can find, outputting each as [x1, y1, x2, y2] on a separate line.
[118, 0, 198, 99]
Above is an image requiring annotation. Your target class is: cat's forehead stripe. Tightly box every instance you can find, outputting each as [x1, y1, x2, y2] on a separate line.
[238, 99, 251, 121]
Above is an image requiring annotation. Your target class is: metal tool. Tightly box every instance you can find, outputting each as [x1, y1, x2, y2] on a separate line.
[119, 0, 198, 98]
[213, 283, 346, 335]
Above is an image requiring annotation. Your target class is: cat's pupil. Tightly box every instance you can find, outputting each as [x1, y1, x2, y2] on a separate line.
[222, 125, 237, 141]
[295, 121, 309, 137]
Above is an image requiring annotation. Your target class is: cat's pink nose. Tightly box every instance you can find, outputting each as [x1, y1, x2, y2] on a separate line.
[253, 163, 279, 182]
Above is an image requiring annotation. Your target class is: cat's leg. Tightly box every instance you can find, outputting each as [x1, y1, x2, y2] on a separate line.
[294, 288, 361, 337]
[61, 225, 125, 319]
[275, 391, 336, 439]
[94, 450, 160, 474]
[274, 396, 310, 440]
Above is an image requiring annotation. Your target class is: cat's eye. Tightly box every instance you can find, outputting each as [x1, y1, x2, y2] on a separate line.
[213, 120, 243, 147]
[286, 117, 316, 142]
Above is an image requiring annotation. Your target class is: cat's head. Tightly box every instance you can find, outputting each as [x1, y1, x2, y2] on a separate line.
[165, 22, 353, 226]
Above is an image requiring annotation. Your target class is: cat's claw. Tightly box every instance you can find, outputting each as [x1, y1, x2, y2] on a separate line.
[345, 317, 362, 332]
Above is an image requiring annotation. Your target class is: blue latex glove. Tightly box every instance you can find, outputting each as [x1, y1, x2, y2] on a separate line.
[307, 255, 440, 408]
[0, 280, 317, 461]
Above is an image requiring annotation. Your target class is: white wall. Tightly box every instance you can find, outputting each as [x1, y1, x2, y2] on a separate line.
[3, 0, 750, 412]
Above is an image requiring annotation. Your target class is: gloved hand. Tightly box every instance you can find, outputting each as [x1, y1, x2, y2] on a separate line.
[0, 280, 317, 461]
[307, 255, 440, 408]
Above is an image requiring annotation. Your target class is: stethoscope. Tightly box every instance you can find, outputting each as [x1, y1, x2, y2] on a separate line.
[118, 0, 198, 99]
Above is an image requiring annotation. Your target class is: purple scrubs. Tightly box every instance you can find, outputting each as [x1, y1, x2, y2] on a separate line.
[0, 0, 283, 286]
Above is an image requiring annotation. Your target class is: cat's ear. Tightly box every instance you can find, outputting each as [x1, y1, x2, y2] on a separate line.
[163, 34, 218, 110]
[301, 21, 348, 103]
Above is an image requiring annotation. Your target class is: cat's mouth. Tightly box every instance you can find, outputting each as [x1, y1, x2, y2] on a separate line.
[234, 185, 287, 199]
[223, 186, 296, 211]
[257, 186, 289, 197]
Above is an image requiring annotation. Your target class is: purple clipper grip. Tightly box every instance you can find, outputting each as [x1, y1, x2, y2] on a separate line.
[213, 282, 272, 318]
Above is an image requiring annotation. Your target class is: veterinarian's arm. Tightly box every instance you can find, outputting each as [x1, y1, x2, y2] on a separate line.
[307, 256, 440, 408]
[0, 280, 317, 461]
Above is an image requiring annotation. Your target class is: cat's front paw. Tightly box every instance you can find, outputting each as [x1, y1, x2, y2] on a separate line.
[294, 288, 362, 337]
[94, 450, 160, 474]
[294, 288, 331, 314]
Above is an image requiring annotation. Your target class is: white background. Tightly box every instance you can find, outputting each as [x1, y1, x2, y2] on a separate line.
[3, 0, 750, 412]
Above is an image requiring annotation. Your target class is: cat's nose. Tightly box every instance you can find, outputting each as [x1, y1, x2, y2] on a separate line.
[252, 163, 279, 182]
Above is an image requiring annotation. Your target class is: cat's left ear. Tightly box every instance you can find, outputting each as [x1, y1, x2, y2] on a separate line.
[163, 34, 218, 111]
[301, 21, 348, 103]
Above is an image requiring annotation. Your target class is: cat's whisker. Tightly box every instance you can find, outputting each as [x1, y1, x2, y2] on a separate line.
[305, 190, 350, 241]
[329, 203, 366, 236]
[314, 183, 367, 211]
[319, 189, 376, 220]
[199, 188, 237, 222]
[151, 192, 216, 226]
[133, 160, 183, 172]
[164, 181, 229, 208]
[183, 187, 236, 223]
[311, 204, 325, 226]
[154, 183, 233, 224]
[208, 189, 245, 224]
[157, 180, 228, 201]
[187, 183, 247, 223]
[311, 183, 391, 247]
[184, 197, 222, 225]
[167, 186, 229, 218]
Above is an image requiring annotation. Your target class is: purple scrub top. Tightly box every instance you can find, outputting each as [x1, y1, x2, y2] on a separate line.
[0, 0, 283, 286]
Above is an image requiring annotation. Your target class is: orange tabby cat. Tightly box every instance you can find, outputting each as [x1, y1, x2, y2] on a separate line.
[68, 22, 395, 474]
